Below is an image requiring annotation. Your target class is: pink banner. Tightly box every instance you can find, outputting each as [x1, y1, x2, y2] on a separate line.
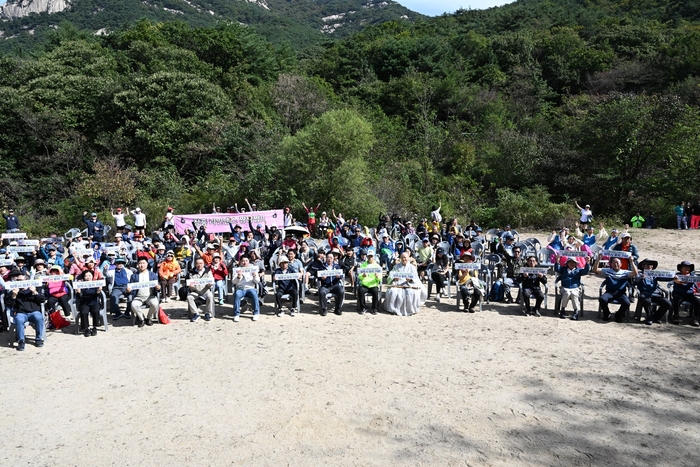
[173, 210, 284, 235]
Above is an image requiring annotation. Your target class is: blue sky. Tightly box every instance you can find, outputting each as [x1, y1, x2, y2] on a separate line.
[395, 0, 515, 16]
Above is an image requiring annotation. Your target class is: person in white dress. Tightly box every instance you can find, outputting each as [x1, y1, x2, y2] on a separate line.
[384, 252, 427, 316]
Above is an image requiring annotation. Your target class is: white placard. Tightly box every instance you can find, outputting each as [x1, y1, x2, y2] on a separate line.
[274, 273, 302, 281]
[601, 249, 631, 258]
[560, 250, 588, 257]
[676, 275, 700, 283]
[454, 262, 481, 270]
[18, 239, 39, 246]
[232, 266, 259, 275]
[73, 279, 106, 289]
[41, 274, 72, 282]
[2, 232, 27, 239]
[0, 259, 15, 267]
[41, 238, 62, 244]
[187, 277, 215, 287]
[358, 267, 383, 274]
[519, 267, 549, 275]
[643, 270, 676, 279]
[128, 280, 158, 290]
[7, 246, 35, 253]
[5, 280, 43, 289]
[317, 269, 344, 278]
[389, 271, 414, 279]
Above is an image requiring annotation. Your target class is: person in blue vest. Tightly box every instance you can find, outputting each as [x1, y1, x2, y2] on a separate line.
[592, 256, 638, 323]
[635, 258, 671, 325]
[2, 208, 20, 233]
[273, 255, 299, 317]
[106, 257, 132, 319]
[318, 251, 343, 316]
[671, 261, 700, 326]
[554, 254, 591, 320]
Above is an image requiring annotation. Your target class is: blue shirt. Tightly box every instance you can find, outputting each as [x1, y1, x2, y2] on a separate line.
[114, 268, 129, 287]
[555, 262, 590, 288]
[601, 268, 632, 294]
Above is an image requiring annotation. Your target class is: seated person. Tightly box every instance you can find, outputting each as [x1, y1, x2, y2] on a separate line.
[106, 258, 132, 319]
[187, 257, 214, 322]
[671, 261, 700, 326]
[281, 233, 298, 252]
[5, 270, 46, 351]
[340, 248, 357, 289]
[231, 256, 261, 322]
[378, 235, 396, 270]
[518, 255, 547, 317]
[318, 251, 344, 316]
[635, 258, 672, 325]
[75, 269, 103, 337]
[602, 227, 620, 250]
[127, 257, 161, 327]
[209, 253, 228, 305]
[158, 250, 181, 303]
[431, 247, 450, 301]
[456, 251, 484, 313]
[273, 256, 299, 317]
[357, 249, 382, 315]
[45, 265, 72, 317]
[554, 254, 591, 320]
[384, 252, 427, 316]
[592, 256, 638, 323]
[612, 232, 639, 270]
[416, 238, 433, 278]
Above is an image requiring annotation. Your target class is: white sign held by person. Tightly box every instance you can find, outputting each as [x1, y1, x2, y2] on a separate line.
[389, 271, 414, 279]
[41, 274, 73, 282]
[232, 266, 259, 275]
[358, 267, 383, 275]
[601, 250, 631, 258]
[560, 250, 588, 257]
[18, 239, 40, 246]
[274, 273, 302, 281]
[187, 277, 215, 287]
[676, 275, 700, 283]
[0, 259, 15, 267]
[643, 270, 676, 279]
[128, 280, 158, 290]
[73, 280, 106, 290]
[7, 246, 35, 253]
[6, 280, 43, 289]
[454, 262, 481, 270]
[2, 232, 27, 239]
[519, 267, 549, 275]
[317, 269, 344, 278]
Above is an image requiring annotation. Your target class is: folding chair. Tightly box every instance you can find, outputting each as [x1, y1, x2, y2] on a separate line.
[518, 283, 549, 313]
[272, 274, 301, 315]
[597, 279, 635, 322]
[72, 290, 109, 334]
[553, 282, 586, 317]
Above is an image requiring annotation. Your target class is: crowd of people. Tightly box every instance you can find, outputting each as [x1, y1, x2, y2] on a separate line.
[1, 201, 699, 352]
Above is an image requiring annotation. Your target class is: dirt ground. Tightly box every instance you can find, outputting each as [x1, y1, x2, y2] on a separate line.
[2, 228, 699, 466]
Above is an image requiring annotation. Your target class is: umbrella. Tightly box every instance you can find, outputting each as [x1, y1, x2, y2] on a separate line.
[284, 226, 310, 237]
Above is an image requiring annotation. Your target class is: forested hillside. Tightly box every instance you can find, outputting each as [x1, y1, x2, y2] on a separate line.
[1, 0, 700, 235]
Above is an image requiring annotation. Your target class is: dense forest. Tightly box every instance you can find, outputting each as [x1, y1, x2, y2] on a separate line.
[1, 0, 700, 234]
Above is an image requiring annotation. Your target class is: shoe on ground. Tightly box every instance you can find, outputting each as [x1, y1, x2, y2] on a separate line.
[204, 313, 211, 321]
[522, 310, 529, 316]
[614, 313, 623, 323]
[334, 310, 342, 316]
[124, 312, 132, 319]
[371, 309, 377, 315]
[276, 311, 283, 317]
[290, 308, 297, 317]
[190, 314, 200, 322]
[91, 328, 97, 336]
[233, 315, 240, 322]
[83, 328, 90, 337]
[137, 319, 145, 328]
[692, 319, 700, 327]
[145, 318, 154, 326]
[559, 313, 566, 319]
[113, 313, 124, 321]
[163, 297, 169, 303]
[435, 295, 440, 303]
[468, 308, 476, 313]
[570, 312, 579, 321]
[533, 310, 541, 317]
[17, 340, 25, 351]
[219, 299, 224, 305]
[645, 319, 653, 326]
[252, 314, 259, 321]
[320, 309, 327, 316]
[360, 308, 367, 315]
[671, 316, 680, 325]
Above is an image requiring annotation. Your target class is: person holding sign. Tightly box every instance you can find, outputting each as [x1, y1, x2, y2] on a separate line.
[75, 270, 103, 337]
[612, 233, 639, 270]
[318, 251, 344, 316]
[45, 265, 73, 317]
[186, 258, 214, 322]
[592, 256, 638, 323]
[635, 258, 672, 325]
[671, 261, 700, 326]
[456, 251, 484, 313]
[5, 270, 46, 351]
[158, 250, 182, 303]
[232, 256, 261, 322]
[554, 254, 591, 320]
[106, 258, 132, 319]
[384, 252, 426, 316]
[273, 256, 299, 317]
[358, 249, 382, 315]
[127, 257, 161, 327]
[518, 255, 548, 317]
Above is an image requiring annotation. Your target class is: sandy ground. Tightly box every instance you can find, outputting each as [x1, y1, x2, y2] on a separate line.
[2, 228, 699, 466]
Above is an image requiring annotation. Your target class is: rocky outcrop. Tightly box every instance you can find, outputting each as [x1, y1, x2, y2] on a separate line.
[1, 0, 71, 19]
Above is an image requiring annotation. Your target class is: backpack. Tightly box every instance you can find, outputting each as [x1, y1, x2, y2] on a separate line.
[488, 280, 504, 302]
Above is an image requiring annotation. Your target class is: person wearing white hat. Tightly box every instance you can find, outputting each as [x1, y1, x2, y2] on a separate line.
[273, 255, 298, 317]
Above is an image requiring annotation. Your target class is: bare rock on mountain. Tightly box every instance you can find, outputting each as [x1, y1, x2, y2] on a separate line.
[1, 0, 71, 19]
